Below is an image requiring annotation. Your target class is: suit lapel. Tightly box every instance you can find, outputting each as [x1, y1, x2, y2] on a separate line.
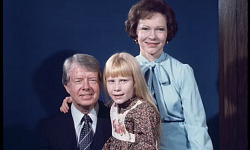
[57, 112, 78, 150]
[92, 101, 111, 150]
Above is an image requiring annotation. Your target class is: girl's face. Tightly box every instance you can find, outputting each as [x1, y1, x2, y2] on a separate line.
[136, 13, 168, 62]
[106, 75, 134, 105]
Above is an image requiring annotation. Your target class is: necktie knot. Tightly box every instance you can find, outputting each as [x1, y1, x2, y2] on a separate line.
[81, 114, 92, 125]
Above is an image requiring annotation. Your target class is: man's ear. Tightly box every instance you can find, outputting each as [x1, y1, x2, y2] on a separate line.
[64, 84, 70, 94]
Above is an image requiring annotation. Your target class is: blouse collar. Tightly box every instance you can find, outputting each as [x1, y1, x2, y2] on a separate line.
[137, 51, 167, 63]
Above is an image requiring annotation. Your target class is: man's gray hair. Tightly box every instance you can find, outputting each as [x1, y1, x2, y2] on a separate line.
[62, 53, 102, 85]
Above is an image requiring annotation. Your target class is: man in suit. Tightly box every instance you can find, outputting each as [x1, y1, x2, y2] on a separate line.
[37, 53, 111, 150]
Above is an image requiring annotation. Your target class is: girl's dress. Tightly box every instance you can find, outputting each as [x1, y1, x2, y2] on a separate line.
[102, 97, 160, 150]
[136, 52, 213, 150]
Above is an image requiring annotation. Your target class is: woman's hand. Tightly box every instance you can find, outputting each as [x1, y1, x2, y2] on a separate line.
[59, 96, 72, 113]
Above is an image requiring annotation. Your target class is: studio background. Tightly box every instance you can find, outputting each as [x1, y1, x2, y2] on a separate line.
[3, 0, 219, 149]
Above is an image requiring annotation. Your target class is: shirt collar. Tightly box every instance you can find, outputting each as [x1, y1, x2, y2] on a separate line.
[71, 102, 99, 132]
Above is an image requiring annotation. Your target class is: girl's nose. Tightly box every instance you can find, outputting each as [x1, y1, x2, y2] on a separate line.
[114, 82, 121, 91]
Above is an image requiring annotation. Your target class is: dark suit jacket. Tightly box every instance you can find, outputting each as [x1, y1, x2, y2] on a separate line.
[37, 101, 111, 150]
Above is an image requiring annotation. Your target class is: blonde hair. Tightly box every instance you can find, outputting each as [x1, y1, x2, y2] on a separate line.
[103, 52, 156, 109]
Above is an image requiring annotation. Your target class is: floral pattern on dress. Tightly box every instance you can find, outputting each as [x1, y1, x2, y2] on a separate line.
[113, 119, 126, 135]
[102, 98, 161, 150]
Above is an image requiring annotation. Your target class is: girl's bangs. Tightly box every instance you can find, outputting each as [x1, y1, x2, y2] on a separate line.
[106, 60, 132, 78]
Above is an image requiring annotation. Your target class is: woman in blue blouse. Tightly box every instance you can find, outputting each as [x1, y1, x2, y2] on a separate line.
[60, 0, 213, 149]
[125, 0, 213, 149]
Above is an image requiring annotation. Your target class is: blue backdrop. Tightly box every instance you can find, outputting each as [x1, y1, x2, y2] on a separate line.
[3, 0, 219, 149]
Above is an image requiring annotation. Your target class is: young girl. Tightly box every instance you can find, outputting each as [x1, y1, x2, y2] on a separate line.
[102, 52, 160, 149]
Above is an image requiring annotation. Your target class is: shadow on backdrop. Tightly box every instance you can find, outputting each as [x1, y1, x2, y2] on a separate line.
[207, 114, 219, 150]
[33, 50, 79, 116]
[207, 77, 219, 150]
[33, 50, 79, 149]
[4, 50, 80, 150]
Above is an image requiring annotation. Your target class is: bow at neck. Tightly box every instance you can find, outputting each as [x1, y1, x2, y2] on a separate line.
[140, 56, 170, 85]
[137, 52, 171, 118]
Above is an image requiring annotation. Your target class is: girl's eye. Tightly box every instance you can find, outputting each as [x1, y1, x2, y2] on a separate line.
[108, 80, 114, 83]
[121, 79, 127, 83]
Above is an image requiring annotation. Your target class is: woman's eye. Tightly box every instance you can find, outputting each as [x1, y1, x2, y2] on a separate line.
[157, 28, 165, 31]
[141, 27, 149, 31]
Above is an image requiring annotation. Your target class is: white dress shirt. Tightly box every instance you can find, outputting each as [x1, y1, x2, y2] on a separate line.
[71, 103, 99, 143]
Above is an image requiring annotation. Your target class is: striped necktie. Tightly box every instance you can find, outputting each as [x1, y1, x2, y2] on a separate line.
[78, 114, 93, 150]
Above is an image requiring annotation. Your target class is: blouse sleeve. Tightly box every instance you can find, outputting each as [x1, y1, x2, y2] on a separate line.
[129, 103, 160, 150]
[179, 64, 213, 150]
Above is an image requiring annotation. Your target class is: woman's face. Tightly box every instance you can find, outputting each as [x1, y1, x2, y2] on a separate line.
[136, 13, 168, 61]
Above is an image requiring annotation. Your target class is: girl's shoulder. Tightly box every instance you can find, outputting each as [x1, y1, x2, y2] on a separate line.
[105, 99, 114, 108]
[131, 99, 161, 123]
[136, 99, 158, 113]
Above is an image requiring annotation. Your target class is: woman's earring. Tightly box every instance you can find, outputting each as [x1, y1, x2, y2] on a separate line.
[166, 41, 168, 45]
[134, 39, 138, 44]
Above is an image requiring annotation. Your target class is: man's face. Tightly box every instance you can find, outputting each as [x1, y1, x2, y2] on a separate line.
[64, 63, 100, 112]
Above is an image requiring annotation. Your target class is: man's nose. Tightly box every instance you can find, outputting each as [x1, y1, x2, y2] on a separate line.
[81, 79, 90, 90]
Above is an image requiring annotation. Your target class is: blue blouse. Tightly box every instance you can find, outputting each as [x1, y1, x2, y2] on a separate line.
[136, 52, 213, 150]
